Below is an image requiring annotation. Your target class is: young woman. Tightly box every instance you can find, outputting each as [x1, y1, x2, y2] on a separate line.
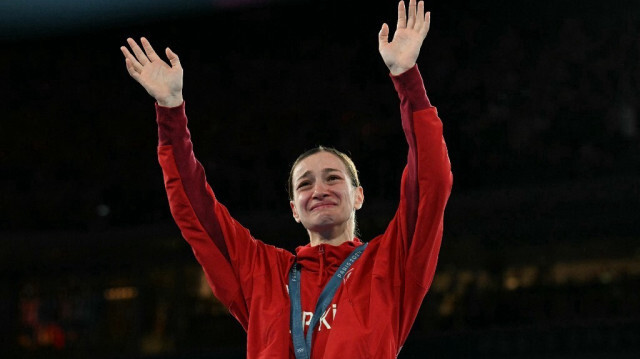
[121, 1, 452, 357]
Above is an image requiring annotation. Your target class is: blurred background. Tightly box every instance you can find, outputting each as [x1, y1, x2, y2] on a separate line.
[1, 0, 639, 358]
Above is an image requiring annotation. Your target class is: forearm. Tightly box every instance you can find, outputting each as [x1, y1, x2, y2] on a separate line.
[390, 65, 432, 241]
[391, 64, 451, 183]
[390, 64, 431, 110]
[156, 102, 234, 259]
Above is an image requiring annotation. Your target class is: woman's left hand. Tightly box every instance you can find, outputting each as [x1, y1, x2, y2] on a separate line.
[378, 0, 431, 76]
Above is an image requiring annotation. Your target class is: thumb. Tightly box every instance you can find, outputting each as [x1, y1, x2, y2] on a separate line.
[378, 23, 389, 47]
[166, 47, 181, 69]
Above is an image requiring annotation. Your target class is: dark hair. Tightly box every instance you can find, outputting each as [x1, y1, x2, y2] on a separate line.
[287, 146, 360, 201]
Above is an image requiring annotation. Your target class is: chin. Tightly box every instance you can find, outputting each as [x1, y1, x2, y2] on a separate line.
[308, 218, 350, 232]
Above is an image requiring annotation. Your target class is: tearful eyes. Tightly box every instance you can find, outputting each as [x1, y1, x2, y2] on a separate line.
[296, 176, 343, 190]
[297, 181, 311, 190]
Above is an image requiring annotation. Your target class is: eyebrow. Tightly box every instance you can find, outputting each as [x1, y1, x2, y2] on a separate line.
[296, 168, 342, 183]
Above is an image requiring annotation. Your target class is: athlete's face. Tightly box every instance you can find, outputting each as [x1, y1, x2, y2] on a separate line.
[289, 152, 364, 233]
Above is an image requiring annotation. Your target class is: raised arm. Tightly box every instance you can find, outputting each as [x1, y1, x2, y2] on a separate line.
[120, 38, 293, 330]
[378, 0, 444, 244]
[375, 0, 452, 278]
[371, 2, 453, 346]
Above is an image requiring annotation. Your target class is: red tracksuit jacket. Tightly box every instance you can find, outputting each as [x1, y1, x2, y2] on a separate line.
[156, 65, 453, 358]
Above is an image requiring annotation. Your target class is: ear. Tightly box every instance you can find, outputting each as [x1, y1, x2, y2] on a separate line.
[354, 186, 364, 210]
[290, 200, 301, 223]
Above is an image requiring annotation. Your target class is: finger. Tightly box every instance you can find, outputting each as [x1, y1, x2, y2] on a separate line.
[165, 47, 182, 69]
[397, 0, 406, 29]
[141, 37, 160, 62]
[416, 1, 425, 28]
[120, 46, 143, 72]
[420, 11, 431, 38]
[124, 58, 142, 81]
[378, 23, 390, 48]
[407, 0, 417, 29]
[127, 37, 149, 65]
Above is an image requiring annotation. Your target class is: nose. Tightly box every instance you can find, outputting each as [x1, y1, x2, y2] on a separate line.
[312, 182, 329, 199]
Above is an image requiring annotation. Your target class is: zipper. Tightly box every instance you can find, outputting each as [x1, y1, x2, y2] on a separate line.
[318, 244, 325, 286]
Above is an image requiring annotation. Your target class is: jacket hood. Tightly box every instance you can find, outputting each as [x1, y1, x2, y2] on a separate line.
[294, 238, 363, 287]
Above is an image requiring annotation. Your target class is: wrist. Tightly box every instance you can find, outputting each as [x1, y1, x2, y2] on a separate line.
[389, 64, 416, 77]
[157, 94, 184, 108]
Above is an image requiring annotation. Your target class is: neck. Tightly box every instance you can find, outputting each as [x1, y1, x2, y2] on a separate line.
[307, 225, 353, 247]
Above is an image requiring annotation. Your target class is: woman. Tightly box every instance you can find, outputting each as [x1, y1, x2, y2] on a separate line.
[121, 1, 452, 357]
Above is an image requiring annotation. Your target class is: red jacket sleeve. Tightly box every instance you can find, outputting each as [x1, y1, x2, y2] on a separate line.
[378, 65, 453, 342]
[155, 102, 293, 330]
[391, 65, 453, 283]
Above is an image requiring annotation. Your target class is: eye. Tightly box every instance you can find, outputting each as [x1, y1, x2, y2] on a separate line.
[297, 181, 311, 190]
[327, 175, 341, 182]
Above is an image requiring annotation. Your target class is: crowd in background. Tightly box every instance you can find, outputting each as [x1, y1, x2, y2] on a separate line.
[1, 1, 638, 233]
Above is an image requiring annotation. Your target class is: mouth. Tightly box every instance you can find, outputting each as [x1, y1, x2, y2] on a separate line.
[310, 203, 337, 211]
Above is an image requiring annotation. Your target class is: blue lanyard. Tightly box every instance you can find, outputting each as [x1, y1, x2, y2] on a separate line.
[289, 242, 368, 359]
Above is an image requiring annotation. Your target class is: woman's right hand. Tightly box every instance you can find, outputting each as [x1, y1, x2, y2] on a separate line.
[121, 37, 184, 107]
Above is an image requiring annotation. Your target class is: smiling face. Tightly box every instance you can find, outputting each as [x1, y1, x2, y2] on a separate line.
[289, 151, 364, 237]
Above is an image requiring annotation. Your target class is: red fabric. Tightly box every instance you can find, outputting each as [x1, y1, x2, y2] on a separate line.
[156, 64, 453, 358]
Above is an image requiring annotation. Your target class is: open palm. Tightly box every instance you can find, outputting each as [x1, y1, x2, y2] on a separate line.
[121, 37, 184, 107]
[379, 0, 431, 75]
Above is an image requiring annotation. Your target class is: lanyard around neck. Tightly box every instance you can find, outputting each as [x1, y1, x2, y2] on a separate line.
[289, 242, 368, 359]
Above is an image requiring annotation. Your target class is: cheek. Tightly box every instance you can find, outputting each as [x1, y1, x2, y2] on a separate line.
[294, 193, 310, 209]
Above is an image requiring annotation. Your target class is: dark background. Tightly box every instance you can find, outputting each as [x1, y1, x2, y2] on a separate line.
[1, 0, 639, 358]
